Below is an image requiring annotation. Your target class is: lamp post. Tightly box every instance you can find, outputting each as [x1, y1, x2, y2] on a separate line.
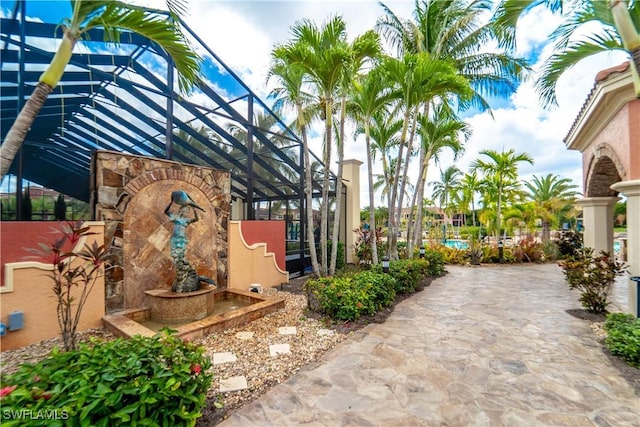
[498, 239, 504, 264]
[419, 246, 425, 259]
[382, 256, 390, 273]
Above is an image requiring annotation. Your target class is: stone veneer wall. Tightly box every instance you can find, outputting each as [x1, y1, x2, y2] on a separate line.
[93, 151, 230, 314]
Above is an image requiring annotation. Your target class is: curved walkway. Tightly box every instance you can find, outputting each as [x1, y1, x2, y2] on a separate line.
[220, 264, 640, 426]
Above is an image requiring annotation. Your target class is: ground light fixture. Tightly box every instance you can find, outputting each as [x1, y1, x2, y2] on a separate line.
[498, 239, 504, 264]
[382, 256, 390, 273]
[419, 246, 425, 259]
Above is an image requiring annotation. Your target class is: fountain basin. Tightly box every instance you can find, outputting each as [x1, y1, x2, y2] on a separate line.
[144, 287, 215, 324]
[103, 289, 284, 341]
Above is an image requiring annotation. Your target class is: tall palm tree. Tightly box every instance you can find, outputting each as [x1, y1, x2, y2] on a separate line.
[524, 173, 579, 241]
[492, 0, 640, 105]
[378, 0, 529, 112]
[381, 52, 471, 259]
[0, 0, 202, 180]
[350, 67, 393, 265]
[430, 165, 462, 241]
[471, 149, 534, 239]
[329, 29, 381, 275]
[376, 0, 527, 257]
[459, 171, 482, 228]
[408, 105, 470, 254]
[267, 57, 321, 276]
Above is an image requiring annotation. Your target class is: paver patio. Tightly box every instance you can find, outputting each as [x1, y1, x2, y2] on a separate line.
[219, 264, 639, 426]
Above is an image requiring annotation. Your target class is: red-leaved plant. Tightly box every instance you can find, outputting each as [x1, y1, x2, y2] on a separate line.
[30, 221, 109, 351]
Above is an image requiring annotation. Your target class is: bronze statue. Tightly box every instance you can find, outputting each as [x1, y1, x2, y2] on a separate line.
[164, 191, 214, 292]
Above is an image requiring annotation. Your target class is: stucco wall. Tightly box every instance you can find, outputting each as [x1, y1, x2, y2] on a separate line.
[0, 222, 105, 351]
[239, 220, 285, 270]
[228, 221, 288, 290]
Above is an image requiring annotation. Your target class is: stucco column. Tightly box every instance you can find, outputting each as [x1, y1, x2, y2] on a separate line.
[341, 159, 362, 264]
[575, 197, 619, 255]
[611, 180, 640, 317]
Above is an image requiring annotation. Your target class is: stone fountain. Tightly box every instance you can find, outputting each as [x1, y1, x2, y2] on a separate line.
[96, 151, 284, 339]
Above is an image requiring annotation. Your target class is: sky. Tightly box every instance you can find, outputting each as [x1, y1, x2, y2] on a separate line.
[1, 0, 630, 208]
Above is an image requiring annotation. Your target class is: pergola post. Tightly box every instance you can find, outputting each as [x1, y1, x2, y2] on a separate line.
[575, 196, 619, 255]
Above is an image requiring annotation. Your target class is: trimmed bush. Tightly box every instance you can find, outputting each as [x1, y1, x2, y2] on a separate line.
[604, 313, 640, 368]
[0, 330, 212, 426]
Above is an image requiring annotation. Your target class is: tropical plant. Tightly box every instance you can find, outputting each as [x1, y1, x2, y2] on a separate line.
[431, 165, 462, 239]
[375, 0, 527, 258]
[0, 0, 203, 180]
[524, 173, 579, 241]
[492, 0, 640, 105]
[604, 312, 640, 368]
[350, 67, 393, 265]
[27, 222, 108, 351]
[0, 330, 212, 426]
[561, 248, 627, 313]
[471, 149, 534, 239]
[268, 53, 321, 277]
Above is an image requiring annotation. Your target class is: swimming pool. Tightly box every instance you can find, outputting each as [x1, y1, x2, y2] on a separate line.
[443, 240, 469, 250]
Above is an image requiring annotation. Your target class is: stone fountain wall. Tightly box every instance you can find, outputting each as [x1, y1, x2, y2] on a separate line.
[93, 151, 230, 314]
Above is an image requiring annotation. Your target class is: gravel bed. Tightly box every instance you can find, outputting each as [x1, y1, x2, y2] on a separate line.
[0, 287, 350, 425]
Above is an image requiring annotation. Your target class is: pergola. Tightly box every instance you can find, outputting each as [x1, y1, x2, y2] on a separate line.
[1, 1, 337, 273]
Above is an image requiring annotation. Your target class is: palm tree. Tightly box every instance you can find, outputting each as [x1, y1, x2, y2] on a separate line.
[408, 105, 470, 254]
[492, 0, 640, 105]
[430, 165, 462, 241]
[471, 149, 534, 239]
[377, 0, 529, 112]
[329, 29, 381, 275]
[0, 0, 202, 180]
[350, 67, 393, 265]
[381, 52, 471, 259]
[459, 171, 482, 228]
[376, 0, 527, 257]
[524, 173, 579, 241]
[267, 57, 321, 276]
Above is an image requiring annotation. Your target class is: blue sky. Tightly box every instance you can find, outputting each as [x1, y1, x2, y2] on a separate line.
[1, 0, 630, 207]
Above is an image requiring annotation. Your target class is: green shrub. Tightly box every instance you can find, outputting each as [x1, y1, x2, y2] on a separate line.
[423, 250, 445, 276]
[0, 330, 212, 426]
[372, 259, 427, 293]
[561, 248, 627, 313]
[604, 313, 640, 368]
[352, 271, 396, 310]
[309, 276, 374, 321]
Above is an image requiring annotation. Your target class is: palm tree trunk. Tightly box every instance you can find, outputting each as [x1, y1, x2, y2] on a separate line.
[329, 97, 346, 275]
[395, 108, 417, 257]
[298, 105, 321, 277]
[0, 83, 54, 179]
[365, 128, 379, 265]
[320, 99, 333, 276]
[610, 0, 640, 95]
[388, 109, 411, 260]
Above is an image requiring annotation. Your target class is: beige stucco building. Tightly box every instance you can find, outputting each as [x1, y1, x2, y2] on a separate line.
[564, 62, 640, 316]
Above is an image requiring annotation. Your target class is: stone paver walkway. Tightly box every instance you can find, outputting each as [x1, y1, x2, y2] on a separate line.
[219, 264, 640, 426]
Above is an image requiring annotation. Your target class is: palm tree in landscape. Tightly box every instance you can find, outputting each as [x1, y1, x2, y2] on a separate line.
[272, 17, 380, 275]
[267, 58, 321, 276]
[376, 0, 528, 257]
[350, 68, 394, 265]
[492, 0, 640, 105]
[524, 173, 579, 241]
[459, 171, 482, 228]
[471, 149, 534, 239]
[408, 105, 470, 255]
[431, 165, 462, 241]
[0, 0, 202, 180]
[380, 53, 472, 259]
